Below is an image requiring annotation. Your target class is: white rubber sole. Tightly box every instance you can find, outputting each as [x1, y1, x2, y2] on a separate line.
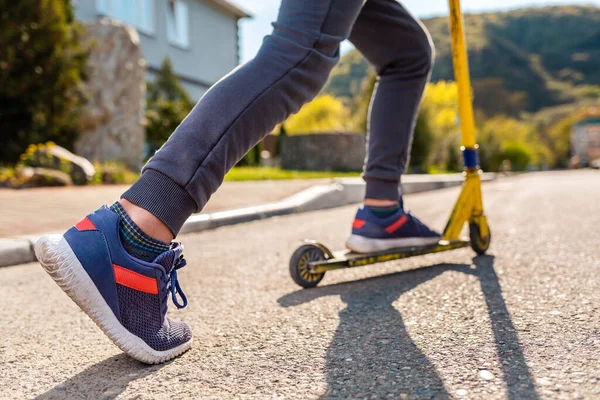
[346, 234, 441, 253]
[34, 235, 192, 364]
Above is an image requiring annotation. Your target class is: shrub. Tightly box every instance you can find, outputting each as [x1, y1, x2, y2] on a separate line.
[410, 109, 434, 172]
[237, 143, 262, 167]
[0, 0, 88, 164]
[497, 142, 533, 171]
[19, 142, 73, 176]
[284, 95, 351, 134]
[146, 58, 194, 154]
[92, 161, 139, 185]
[0, 167, 17, 187]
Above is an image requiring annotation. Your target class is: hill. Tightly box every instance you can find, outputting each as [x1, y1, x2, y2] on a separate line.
[323, 5, 600, 116]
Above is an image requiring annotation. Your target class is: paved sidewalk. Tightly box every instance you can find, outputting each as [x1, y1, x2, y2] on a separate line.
[0, 180, 326, 238]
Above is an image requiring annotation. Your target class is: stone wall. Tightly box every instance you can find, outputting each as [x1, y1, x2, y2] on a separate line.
[281, 133, 365, 171]
[75, 19, 147, 170]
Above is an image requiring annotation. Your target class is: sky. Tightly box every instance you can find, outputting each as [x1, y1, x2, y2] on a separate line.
[230, 0, 600, 63]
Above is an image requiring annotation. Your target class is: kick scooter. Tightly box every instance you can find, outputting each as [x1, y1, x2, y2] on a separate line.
[289, 0, 491, 288]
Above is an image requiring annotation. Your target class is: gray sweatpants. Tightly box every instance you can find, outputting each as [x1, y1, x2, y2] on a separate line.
[123, 0, 434, 235]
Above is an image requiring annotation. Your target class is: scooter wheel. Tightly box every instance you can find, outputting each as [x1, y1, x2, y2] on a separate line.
[469, 222, 491, 255]
[289, 244, 326, 288]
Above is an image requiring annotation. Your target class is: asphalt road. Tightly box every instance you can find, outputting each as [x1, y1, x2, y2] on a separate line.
[1, 170, 599, 399]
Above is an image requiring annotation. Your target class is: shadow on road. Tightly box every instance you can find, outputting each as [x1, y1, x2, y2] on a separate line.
[34, 354, 167, 400]
[278, 255, 538, 399]
[469, 255, 538, 400]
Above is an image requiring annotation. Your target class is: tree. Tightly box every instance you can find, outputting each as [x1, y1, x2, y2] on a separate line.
[0, 0, 88, 164]
[145, 58, 194, 153]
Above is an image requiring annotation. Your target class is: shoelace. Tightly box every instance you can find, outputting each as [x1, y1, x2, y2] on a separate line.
[160, 244, 188, 317]
[168, 254, 188, 309]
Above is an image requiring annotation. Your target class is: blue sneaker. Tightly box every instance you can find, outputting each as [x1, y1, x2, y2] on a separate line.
[34, 206, 192, 364]
[346, 204, 441, 253]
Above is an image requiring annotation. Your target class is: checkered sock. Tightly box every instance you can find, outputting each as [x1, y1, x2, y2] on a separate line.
[367, 203, 400, 218]
[110, 202, 170, 262]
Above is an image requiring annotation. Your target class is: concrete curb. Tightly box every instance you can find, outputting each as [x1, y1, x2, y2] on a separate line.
[0, 239, 34, 268]
[0, 173, 498, 267]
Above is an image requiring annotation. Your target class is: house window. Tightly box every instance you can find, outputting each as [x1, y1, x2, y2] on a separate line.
[167, 0, 189, 49]
[96, 0, 154, 35]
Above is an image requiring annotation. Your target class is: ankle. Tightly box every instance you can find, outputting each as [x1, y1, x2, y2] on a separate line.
[119, 199, 174, 243]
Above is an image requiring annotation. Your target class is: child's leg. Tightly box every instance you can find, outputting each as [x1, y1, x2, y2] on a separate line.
[345, 1, 440, 253]
[123, 0, 367, 237]
[36, 0, 368, 364]
[349, 0, 434, 202]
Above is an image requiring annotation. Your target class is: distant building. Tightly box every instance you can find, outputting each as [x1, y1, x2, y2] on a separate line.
[74, 0, 250, 100]
[571, 108, 600, 166]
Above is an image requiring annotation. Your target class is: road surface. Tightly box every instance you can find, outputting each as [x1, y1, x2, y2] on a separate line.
[1, 170, 599, 399]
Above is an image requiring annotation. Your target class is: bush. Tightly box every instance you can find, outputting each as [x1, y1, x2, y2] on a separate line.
[284, 95, 351, 134]
[477, 116, 548, 171]
[91, 161, 139, 185]
[19, 142, 73, 175]
[146, 58, 194, 154]
[237, 142, 262, 167]
[410, 109, 434, 172]
[496, 142, 533, 171]
[0, 167, 17, 187]
[0, 0, 88, 164]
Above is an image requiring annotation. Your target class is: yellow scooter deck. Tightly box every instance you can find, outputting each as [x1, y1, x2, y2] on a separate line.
[306, 239, 470, 274]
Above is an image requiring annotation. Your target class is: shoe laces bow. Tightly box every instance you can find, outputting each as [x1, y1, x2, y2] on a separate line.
[161, 243, 188, 314]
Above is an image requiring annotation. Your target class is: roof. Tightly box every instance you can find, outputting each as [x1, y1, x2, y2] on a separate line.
[575, 118, 600, 126]
[573, 106, 600, 126]
[205, 0, 252, 19]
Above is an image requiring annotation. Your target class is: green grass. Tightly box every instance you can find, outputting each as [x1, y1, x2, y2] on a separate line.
[224, 167, 361, 181]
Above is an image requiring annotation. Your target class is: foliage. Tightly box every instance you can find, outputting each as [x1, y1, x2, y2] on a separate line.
[324, 50, 371, 102]
[477, 116, 552, 171]
[91, 161, 139, 185]
[0, 0, 88, 164]
[500, 142, 533, 171]
[0, 141, 72, 187]
[410, 109, 435, 172]
[349, 73, 559, 172]
[224, 167, 360, 181]
[0, 166, 17, 187]
[1, 158, 138, 187]
[420, 81, 460, 169]
[19, 142, 73, 175]
[18, 140, 97, 184]
[274, 124, 287, 157]
[324, 5, 600, 116]
[237, 142, 262, 167]
[284, 95, 352, 134]
[544, 115, 576, 168]
[351, 71, 377, 133]
[146, 58, 194, 153]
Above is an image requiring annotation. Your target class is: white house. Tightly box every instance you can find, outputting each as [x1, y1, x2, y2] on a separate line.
[74, 0, 250, 100]
[571, 113, 600, 166]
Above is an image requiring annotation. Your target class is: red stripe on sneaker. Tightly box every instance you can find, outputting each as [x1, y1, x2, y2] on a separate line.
[353, 219, 366, 229]
[113, 264, 158, 295]
[385, 215, 408, 234]
[75, 217, 96, 231]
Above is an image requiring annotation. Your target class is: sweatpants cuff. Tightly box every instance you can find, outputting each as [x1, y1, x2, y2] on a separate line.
[365, 178, 400, 200]
[121, 169, 198, 237]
